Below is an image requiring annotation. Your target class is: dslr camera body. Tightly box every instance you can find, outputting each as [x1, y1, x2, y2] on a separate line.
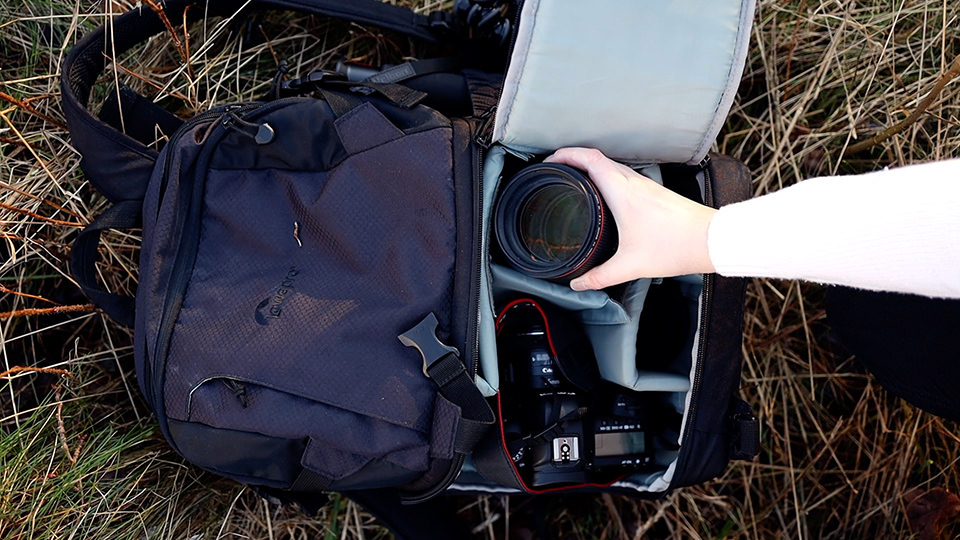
[496, 298, 655, 488]
[497, 298, 590, 487]
[589, 393, 655, 473]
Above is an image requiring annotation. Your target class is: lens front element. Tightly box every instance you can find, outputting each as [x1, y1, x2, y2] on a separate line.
[493, 163, 616, 282]
[519, 185, 590, 264]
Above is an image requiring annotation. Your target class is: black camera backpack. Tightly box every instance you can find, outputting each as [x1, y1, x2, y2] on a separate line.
[62, 0, 760, 519]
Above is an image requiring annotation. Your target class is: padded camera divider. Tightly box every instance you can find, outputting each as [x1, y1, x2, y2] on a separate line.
[492, 0, 756, 164]
[479, 149, 695, 394]
[490, 266, 691, 393]
[492, 265, 696, 393]
[491, 265, 622, 314]
[472, 151, 708, 494]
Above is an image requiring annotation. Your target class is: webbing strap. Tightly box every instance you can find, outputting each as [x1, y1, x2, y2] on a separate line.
[362, 58, 462, 84]
[61, 0, 439, 201]
[426, 352, 496, 454]
[289, 467, 333, 493]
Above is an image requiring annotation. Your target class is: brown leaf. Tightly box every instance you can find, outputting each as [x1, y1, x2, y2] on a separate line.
[905, 487, 960, 540]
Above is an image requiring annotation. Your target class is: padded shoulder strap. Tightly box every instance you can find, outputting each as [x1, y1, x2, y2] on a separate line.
[69, 200, 142, 326]
[61, 0, 439, 201]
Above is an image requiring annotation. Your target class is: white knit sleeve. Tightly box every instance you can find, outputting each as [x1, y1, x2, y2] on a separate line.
[707, 159, 960, 298]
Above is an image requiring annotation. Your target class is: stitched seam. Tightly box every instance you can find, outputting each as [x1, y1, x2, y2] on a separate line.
[493, 0, 540, 144]
[691, 0, 755, 164]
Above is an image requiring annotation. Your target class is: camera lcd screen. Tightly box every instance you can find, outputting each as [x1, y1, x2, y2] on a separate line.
[594, 432, 645, 457]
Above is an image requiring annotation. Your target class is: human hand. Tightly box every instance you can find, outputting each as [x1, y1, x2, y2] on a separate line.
[543, 148, 717, 291]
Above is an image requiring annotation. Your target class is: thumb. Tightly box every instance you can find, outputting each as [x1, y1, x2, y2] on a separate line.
[569, 252, 635, 291]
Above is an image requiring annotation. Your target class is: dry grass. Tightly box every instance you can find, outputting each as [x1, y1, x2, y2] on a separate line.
[1, 0, 958, 538]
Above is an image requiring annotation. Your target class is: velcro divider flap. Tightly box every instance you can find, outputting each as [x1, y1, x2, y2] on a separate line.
[492, 0, 756, 165]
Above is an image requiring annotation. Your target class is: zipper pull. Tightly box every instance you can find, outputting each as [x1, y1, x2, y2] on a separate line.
[222, 112, 275, 144]
[474, 105, 497, 148]
[222, 379, 249, 408]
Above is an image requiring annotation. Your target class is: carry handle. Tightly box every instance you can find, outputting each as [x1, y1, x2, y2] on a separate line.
[69, 201, 142, 326]
[276, 71, 428, 114]
[60, 0, 442, 202]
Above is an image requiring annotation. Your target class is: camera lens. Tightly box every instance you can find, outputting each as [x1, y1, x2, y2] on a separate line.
[519, 185, 589, 263]
[494, 163, 616, 282]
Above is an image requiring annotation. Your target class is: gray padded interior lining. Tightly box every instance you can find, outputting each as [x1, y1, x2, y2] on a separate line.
[469, 0, 756, 488]
[492, 0, 756, 164]
[477, 149, 700, 395]
[472, 149, 705, 492]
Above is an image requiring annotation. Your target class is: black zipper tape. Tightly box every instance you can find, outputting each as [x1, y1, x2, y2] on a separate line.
[143, 103, 257, 408]
[676, 162, 714, 467]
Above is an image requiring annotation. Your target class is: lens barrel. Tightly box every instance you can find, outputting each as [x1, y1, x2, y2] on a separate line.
[494, 163, 616, 282]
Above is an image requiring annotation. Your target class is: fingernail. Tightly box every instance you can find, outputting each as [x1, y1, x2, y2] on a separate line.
[569, 278, 585, 291]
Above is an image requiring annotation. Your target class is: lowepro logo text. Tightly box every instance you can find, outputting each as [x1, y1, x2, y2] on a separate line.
[255, 266, 300, 325]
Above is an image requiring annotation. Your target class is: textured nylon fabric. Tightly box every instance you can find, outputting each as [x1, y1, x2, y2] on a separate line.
[135, 121, 211, 399]
[164, 128, 457, 426]
[137, 95, 470, 486]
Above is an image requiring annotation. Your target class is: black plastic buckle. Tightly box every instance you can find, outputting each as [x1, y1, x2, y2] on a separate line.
[398, 313, 461, 380]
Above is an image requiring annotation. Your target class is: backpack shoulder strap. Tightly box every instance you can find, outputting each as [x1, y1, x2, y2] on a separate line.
[69, 200, 142, 326]
[61, 0, 441, 201]
[261, 0, 439, 40]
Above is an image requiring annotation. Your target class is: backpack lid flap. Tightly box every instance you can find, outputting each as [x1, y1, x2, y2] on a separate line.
[492, 0, 755, 165]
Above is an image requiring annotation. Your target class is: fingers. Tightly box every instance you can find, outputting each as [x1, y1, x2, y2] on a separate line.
[544, 148, 666, 291]
[544, 148, 625, 187]
[569, 252, 636, 291]
[544, 148, 633, 220]
[545, 148, 638, 178]
[546, 148, 640, 291]
[544, 147, 656, 211]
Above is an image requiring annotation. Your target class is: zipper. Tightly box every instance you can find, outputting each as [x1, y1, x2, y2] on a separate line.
[471, 139, 484, 383]
[221, 111, 276, 144]
[677, 161, 714, 459]
[143, 103, 251, 408]
[474, 105, 534, 161]
[149, 98, 310, 431]
[222, 379, 249, 408]
[474, 105, 497, 149]
[155, 103, 254, 220]
[698, 154, 712, 170]
[404, 120, 487, 504]
[149, 128, 217, 418]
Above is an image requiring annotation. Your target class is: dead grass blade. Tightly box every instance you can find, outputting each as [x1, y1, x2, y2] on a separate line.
[0, 91, 68, 130]
[1, 0, 958, 538]
[844, 53, 960, 156]
[0, 304, 99, 320]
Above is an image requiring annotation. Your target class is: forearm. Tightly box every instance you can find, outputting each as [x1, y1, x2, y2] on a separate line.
[707, 159, 960, 298]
